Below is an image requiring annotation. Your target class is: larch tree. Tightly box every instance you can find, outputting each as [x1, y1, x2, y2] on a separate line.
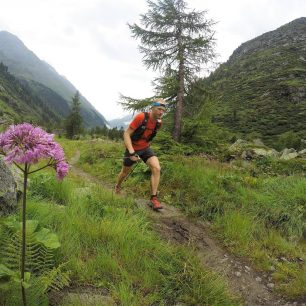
[129, 0, 216, 141]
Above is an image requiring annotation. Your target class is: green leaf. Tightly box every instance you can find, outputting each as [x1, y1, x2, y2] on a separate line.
[21, 280, 31, 289]
[24, 272, 31, 282]
[26, 220, 39, 234]
[4, 219, 39, 234]
[12, 272, 31, 288]
[4, 220, 21, 231]
[34, 228, 61, 249]
[0, 264, 17, 278]
[20, 272, 31, 289]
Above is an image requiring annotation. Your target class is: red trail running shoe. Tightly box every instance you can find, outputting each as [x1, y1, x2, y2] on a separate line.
[114, 184, 121, 194]
[150, 196, 163, 211]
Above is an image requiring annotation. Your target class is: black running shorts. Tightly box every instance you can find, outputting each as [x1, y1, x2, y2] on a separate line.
[123, 147, 156, 167]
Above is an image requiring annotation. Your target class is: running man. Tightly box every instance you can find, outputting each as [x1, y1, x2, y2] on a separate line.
[115, 98, 166, 210]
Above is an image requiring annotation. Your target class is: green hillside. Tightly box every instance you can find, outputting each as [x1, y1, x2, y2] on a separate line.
[0, 63, 62, 129]
[0, 31, 107, 128]
[192, 17, 306, 147]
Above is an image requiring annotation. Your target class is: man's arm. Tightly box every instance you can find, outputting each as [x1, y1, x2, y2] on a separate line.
[124, 127, 135, 154]
[124, 127, 140, 161]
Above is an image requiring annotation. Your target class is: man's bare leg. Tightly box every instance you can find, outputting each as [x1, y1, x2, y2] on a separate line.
[146, 156, 162, 210]
[146, 156, 161, 196]
[115, 166, 132, 193]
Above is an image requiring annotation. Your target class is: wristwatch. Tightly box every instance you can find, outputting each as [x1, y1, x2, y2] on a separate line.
[129, 152, 136, 156]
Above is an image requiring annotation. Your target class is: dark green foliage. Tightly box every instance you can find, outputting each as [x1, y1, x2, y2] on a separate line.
[181, 115, 233, 152]
[108, 126, 124, 140]
[154, 130, 194, 155]
[65, 91, 83, 139]
[275, 131, 302, 150]
[152, 67, 180, 101]
[180, 90, 234, 151]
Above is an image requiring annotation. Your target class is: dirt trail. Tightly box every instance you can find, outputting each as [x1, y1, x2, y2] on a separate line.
[70, 150, 305, 306]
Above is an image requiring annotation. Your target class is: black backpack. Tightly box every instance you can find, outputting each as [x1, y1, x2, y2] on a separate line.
[131, 112, 161, 142]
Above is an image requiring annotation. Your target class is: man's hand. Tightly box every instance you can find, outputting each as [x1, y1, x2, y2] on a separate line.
[129, 152, 140, 161]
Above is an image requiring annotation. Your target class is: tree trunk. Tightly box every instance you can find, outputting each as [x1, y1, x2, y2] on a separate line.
[173, 57, 184, 141]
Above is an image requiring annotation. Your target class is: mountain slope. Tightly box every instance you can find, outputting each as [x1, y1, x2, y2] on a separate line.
[0, 63, 62, 128]
[194, 17, 306, 146]
[0, 31, 107, 128]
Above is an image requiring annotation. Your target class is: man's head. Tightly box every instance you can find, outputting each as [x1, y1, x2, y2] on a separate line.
[151, 98, 166, 119]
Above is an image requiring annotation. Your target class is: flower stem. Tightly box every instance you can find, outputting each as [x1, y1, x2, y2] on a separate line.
[21, 163, 28, 306]
[27, 159, 53, 174]
[13, 162, 25, 173]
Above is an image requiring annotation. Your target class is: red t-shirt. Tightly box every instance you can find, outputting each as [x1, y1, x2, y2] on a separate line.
[129, 112, 162, 151]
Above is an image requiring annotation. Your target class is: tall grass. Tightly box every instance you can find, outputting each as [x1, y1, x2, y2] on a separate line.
[23, 172, 237, 305]
[159, 158, 305, 240]
[29, 172, 73, 205]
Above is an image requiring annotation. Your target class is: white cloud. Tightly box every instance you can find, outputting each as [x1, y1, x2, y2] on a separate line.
[0, 0, 305, 120]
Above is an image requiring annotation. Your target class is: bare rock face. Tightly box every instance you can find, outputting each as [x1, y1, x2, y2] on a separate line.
[228, 139, 280, 160]
[280, 148, 298, 160]
[298, 148, 306, 158]
[0, 156, 22, 216]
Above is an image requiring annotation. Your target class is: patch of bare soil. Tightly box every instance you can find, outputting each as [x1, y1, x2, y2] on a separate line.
[69, 150, 305, 306]
[48, 286, 115, 306]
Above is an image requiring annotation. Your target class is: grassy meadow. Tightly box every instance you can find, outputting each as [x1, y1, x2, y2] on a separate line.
[0, 137, 238, 305]
[58, 137, 306, 299]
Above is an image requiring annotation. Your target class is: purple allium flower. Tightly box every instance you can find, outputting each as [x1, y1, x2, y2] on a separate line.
[55, 161, 69, 180]
[0, 123, 69, 179]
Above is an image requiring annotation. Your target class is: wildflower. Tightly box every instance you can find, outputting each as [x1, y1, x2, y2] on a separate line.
[0, 123, 69, 179]
[0, 123, 69, 305]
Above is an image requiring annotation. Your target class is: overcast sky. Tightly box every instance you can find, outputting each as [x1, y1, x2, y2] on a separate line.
[0, 0, 305, 121]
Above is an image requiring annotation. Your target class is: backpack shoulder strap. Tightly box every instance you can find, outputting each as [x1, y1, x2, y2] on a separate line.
[147, 119, 161, 142]
[143, 112, 149, 124]
[130, 112, 148, 141]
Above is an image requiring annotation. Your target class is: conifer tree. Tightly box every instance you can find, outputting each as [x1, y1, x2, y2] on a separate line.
[65, 91, 83, 139]
[129, 0, 216, 141]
